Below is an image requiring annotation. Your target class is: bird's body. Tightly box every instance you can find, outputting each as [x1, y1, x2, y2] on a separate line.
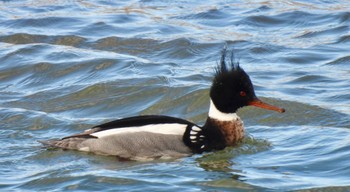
[39, 48, 285, 161]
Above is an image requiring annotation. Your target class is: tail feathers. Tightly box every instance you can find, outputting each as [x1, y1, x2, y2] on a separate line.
[38, 137, 87, 150]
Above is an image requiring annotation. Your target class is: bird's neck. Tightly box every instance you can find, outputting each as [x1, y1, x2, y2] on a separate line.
[208, 100, 238, 121]
[206, 100, 245, 146]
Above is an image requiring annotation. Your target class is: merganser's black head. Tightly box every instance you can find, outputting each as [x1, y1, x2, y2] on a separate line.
[210, 48, 285, 114]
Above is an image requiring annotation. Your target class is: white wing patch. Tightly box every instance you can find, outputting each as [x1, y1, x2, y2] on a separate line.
[189, 125, 203, 144]
[90, 123, 187, 138]
[79, 147, 90, 152]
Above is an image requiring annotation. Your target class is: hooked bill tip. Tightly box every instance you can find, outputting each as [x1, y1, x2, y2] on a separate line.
[278, 108, 286, 113]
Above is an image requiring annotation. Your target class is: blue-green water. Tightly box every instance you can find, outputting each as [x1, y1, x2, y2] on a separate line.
[0, 0, 350, 191]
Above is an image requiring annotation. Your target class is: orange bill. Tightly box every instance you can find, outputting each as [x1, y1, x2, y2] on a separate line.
[248, 99, 285, 113]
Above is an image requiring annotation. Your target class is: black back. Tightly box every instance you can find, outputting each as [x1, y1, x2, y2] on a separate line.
[62, 115, 197, 140]
[94, 115, 196, 131]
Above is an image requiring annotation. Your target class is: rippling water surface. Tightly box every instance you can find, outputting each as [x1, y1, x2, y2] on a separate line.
[1, 0, 350, 191]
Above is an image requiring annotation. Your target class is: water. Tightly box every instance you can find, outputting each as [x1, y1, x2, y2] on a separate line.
[0, 0, 349, 191]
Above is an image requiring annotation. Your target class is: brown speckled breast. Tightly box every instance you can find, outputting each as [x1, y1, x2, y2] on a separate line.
[210, 117, 244, 146]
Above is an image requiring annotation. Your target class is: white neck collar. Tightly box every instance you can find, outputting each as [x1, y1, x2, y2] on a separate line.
[208, 100, 238, 121]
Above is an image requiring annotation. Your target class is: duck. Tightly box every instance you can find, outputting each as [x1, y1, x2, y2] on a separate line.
[39, 48, 285, 161]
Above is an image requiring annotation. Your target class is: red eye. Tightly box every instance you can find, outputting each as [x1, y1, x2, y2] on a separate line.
[240, 91, 246, 97]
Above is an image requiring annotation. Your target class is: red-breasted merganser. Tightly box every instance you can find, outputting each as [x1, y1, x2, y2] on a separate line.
[39, 48, 285, 161]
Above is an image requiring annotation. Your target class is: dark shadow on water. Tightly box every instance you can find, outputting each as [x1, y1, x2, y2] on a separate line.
[196, 135, 271, 172]
[194, 135, 271, 191]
